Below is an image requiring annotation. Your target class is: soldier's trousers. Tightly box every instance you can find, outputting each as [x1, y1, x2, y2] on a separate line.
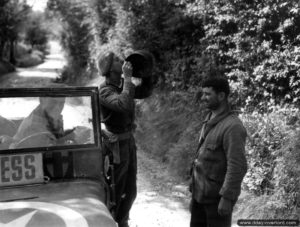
[113, 136, 137, 226]
[190, 199, 232, 227]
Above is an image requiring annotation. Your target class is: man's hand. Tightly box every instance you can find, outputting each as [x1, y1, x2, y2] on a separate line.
[122, 61, 133, 79]
[132, 77, 142, 86]
[218, 197, 232, 216]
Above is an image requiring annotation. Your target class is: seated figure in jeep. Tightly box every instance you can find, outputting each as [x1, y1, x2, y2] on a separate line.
[11, 97, 74, 148]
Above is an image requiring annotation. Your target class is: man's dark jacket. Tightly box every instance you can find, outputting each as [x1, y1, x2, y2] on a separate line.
[192, 106, 247, 203]
[99, 78, 152, 225]
[99, 78, 152, 134]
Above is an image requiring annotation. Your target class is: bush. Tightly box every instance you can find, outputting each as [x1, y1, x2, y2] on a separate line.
[16, 50, 44, 67]
[236, 126, 300, 220]
[0, 60, 15, 75]
[241, 107, 296, 195]
[271, 129, 300, 217]
[135, 91, 205, 179]
[25, 24, 48, 49]
[14, 42, 31, 58]
[34, 44, 50, 55]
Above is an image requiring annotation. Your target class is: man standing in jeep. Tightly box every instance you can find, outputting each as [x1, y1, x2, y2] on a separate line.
[190, 76, 247, 227]
[98, 50, 154, 227]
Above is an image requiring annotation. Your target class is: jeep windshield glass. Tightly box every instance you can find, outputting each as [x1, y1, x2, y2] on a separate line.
[0, 96, 95, 150]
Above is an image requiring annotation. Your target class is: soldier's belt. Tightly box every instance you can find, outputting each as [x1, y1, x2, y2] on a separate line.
[101, 129, 131, 143]
[101, 130, 132, 164]
[115, 131, 132, 141]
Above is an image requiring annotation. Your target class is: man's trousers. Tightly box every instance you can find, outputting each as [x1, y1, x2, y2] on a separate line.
[113, 136, 137, 226]
[190, 198, 232, 227]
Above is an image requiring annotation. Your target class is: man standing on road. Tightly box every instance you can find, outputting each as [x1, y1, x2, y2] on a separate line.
[98, 51, 153, 227]
[190, 76, 247, 227]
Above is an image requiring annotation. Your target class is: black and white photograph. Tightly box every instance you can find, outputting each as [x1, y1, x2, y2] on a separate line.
[0, 0, 299, 227]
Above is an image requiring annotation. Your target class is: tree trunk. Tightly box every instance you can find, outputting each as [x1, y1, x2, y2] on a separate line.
[9, 40, 16, 65]
[0, 40, 4, 60]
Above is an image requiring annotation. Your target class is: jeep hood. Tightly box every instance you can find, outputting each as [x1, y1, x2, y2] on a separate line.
[0, 179, 117, 227]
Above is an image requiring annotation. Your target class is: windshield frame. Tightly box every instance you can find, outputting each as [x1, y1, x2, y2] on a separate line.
[0, 86, 101, 155]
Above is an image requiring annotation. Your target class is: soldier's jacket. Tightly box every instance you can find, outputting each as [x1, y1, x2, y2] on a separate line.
[99, 78, 153, 134]
[99, 78, 151, 163]
[99, 78, 139, 224]
[99, 79, 135, 134]
[192, 106, 247, 203]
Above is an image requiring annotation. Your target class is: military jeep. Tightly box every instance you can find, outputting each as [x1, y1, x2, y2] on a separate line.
[0, 87, 117, 227]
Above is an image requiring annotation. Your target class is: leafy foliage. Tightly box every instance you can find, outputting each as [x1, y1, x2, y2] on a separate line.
[186, 0, 300, 107]
[24, 12, 49, 50]
[48, 0, 98, 83]
[135, 92, 205, 179]
[241, 107, 297, 195]
[236, 109, 300, 219]
[0, 0, 31, 63]
[47, 0, 300, 107]
[0, 1, 49, 67]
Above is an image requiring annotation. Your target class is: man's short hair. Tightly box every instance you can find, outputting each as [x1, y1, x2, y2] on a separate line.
[201, 76, 230, 96]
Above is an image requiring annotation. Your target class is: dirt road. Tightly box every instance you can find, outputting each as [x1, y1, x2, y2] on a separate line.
[0, 41, 65, 88]
[130, 150, 190, 227]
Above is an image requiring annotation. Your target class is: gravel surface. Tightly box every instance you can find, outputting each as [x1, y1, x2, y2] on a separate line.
[129, 150, 191, 227]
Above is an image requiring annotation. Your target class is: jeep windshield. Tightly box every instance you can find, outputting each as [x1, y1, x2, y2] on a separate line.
[0, 88, 98, 151]
[0, 87, 117, 227]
